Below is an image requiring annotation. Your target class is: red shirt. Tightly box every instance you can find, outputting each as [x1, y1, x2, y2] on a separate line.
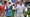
[1, 4, 6, 13]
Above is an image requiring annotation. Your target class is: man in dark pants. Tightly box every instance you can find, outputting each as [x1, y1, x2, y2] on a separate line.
[24, 0, 28, 17]
[25, 0, 30, 17]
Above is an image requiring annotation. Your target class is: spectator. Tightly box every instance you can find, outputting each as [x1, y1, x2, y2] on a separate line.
[0, 6, 2, 17]
[1, 1, 7, 17]
[24, 0, 29, 17]
[0, 2, 2, 6]
[0, 1, 2, 17]
[6, 2, 12, 17]
[25, 0, 29, 7]
[14, 1, 25, 17]
[11, 0, 16, 3]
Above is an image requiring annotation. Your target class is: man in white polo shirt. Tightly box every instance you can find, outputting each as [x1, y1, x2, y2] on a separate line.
[14, 1, 25, 17]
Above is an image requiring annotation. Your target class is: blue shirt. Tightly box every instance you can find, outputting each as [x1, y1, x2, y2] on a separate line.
[11, 0, 16, 3]
[6, 5, 12, 16]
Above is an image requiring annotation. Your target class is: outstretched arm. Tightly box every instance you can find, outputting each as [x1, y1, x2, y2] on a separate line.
[14, 4, 17, 10]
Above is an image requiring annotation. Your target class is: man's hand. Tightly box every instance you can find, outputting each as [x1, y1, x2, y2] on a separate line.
[14, 5, 16, 10]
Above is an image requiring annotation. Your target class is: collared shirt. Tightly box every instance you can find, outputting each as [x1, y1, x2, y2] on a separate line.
[16, 4, 25, 14]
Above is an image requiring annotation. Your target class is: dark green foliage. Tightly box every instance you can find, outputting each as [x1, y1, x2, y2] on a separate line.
[26, 8, 30, 15]
[12, 9, 15, 17]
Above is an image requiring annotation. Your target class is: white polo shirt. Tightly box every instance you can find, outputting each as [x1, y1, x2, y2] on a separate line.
[16, 4, 25, 14]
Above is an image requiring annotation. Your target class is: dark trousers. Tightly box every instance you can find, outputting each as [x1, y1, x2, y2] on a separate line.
[24, 15, 26, 17]
[7, 16, 11, 17]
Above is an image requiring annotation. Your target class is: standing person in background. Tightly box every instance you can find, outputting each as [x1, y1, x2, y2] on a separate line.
[0, 5, 2, 17]
[1, 1, 7, 17]
[25, 0, 29, 7]
[25, 0, 29, 17]
[0, 1, 2, 17]
[11, 0, 16, 3]
[6, 2, 12, 17]
[14, 1, 25, 17]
